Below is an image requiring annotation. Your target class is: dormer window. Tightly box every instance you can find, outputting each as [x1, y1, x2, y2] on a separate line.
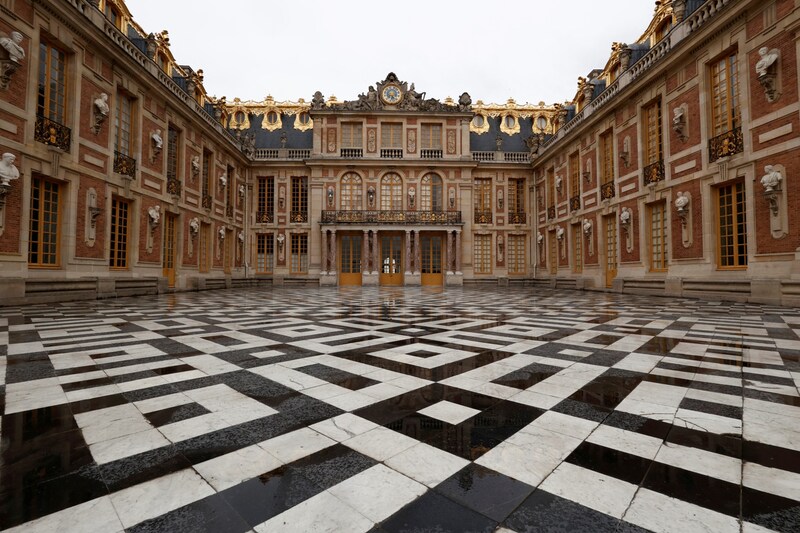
[655, 20, 672, 42]
[267, 111, 279, 125]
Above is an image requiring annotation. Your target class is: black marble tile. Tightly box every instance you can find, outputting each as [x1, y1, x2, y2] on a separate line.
[678, 397, 743, 420]
[145, 402, 211, 427]
[127, 493, 251, 533]
[296, 363, 379, 390]
[741, 486, 800, 533]
[434, 464, 534, 522]
[287, 444, 376, 490]
[642, 461, 740, 517]
[491, 362, 562, 390]
[504, 489, 624, 533]
[566, 441, 652, 485]
[379, 490, 497, 533]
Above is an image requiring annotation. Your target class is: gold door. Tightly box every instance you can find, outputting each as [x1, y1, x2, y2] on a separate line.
[605, 215, 618, 287]
[162, 214, 177, 287]
[380, 234, 403, 286]
[339, 234, 363, 286]
[421, 234, 443, 286]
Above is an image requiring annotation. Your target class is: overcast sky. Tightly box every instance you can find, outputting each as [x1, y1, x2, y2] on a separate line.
[124, 0, 657, 106]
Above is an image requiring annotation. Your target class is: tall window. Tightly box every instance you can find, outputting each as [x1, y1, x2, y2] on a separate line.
[600, 131, 614, 185]
[199, 224, 210, 272]
[474, 178, 492, 212]
[572, 224, 583, 273]
[547, 169, 555, 209]
[109, 198, 129, 269]
[38, 42, 68, 124]
[28, 176, 61, 267]
[648, 201, 667, 272]
[549, 231, 558, 275]
[710, 51, 739, 136]
[341, 173, 363, 210]
[507, 234, 525, 275]
[166, 125, 179, 181]
[717, 182, 747, 269]
[381, 123, 402, 148]
[257, 176, 274, 218]
[509, 178, 525, 213]
[420, 174, 443, 211]
[291, 233, 308, 273]
[474, 234, 492, 274]
[256, 234, 274, 274]
[226, 165, 235, 212]
[421, 124, 442, 150]
[291, 176, 308, 221]
[115, 94, 134, 156]
[341, 123, 362, 148]
[202, 149, 212, 199]
[644, 100, 663, 165]
[569, 153, 580, 199]
[380, 174, 403, 210]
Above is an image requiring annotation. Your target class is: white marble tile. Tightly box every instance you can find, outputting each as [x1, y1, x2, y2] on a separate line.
[540, 462, 638, 518]
[109, 468, 215, 529]
[508, 389, 562, 410]
[259, 427, 336, 464]
[615, 398, 678, 424]
[194, 443, 282, 491]
[181, 354, 242, 376]
[343, 426, 418, 461]
[134, 391, 193, 414]
[3, 496, 123, 533]
[586, 424, 663, 459]
[622, 381, 689, 408]
[385, 442, 469, 488]
[624, 488, 741, 533]
[310, 413, 379, 442]
[613, 352, 663, 373]
[743, 461, 800, 501]
[254, 490, 373, 533]
[327, 464, 427, 522]
[90, 428, 170, 464]
[654, 442, 741, 484]
[75, 404, 154, 445]
[685, 388, 742, 408]
[418, 400, 481, 425]
[303, 383, 351, 400]
[4, 383, 69, 414]
[323, 390, 378, 411]
[526, 411, 599, 440]
[673, 408, 742, 435]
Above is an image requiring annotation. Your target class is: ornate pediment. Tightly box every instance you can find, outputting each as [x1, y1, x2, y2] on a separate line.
[317, 72, 471, 113]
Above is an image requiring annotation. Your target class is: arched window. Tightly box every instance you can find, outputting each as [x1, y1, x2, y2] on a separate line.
[381, 173, 403, 211]
[340, 173, 363, 211]
[420, 174, 443, 212]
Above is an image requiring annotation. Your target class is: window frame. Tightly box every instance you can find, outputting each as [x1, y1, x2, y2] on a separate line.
[109, 197, 130, 270]
[37, 40, 69, 124]
[290, 233, 309, 274]
[28, 175, 63, 268]
[716, 181, 748, 269]
[473, 233, 492, 275]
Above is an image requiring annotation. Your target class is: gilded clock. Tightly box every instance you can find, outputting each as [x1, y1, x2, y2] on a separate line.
[381, 84, 403, 105]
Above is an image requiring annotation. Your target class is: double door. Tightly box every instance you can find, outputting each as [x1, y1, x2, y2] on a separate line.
[421, 234, 443, 286]
[339, 234, 362, 286]
[380, 234, 403, 286]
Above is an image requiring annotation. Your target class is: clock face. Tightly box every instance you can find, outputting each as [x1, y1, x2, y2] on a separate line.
[381, 84, 403, 105]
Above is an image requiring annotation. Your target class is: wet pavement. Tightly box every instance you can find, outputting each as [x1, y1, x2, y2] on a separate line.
[1, 286, 799, 532]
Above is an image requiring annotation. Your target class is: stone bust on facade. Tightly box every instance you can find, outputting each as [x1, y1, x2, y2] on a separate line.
[148, 205, 161, 227]
[761, 165, 782, 192]
[0, 31, 24, 62]
[582, 218, 592, 235]
[755, 47, 779, 77]
[675, 191, 689, 212]
[189, 217, 200, 235]
[0, 152, 20, 186]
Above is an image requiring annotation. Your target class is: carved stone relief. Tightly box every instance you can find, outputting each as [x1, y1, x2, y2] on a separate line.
[447, 130, 457, 154]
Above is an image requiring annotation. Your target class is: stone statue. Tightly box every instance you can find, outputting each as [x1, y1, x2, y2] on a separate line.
[537, 232, 543, 244]
[239, 184, 246, 198]
[755, 47, 779, 77]
[238, 231, 245, 242]
[672, 106, 687, 141]
[761, 165, 782, 192]
[191, 155, 200, 176]
[458, 92, 472, 112]
[152, 129, 163, 149]
[311, 91, 325, 110]
[241, 132, 255, 158]
[449, 187, 456, 208]
[0, 152, 20, 186]
[0, 31, 24, 63]
[218, 227, 226, 240]
[408, 187, 415, 209]
[675, 191, 689, 212]
[189, 217, 200, 235]
[495, 135, 503, 151]
[556, 227, 564, 241]
[367, 186, 376, 208]
[620, 208, 631, 225]
[280, 131, 287, 149]
[327, 186, 334, 208]
[92, 93, 109, 134]
[219, 173, 227, 188]
[148, 205, 161, 227]
[583, 219, 592, 235]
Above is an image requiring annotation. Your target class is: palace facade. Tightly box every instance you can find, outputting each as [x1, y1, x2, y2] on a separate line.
[0, 0, 798, 305]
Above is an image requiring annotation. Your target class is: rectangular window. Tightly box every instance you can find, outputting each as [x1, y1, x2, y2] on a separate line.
[199, 223, 210, 273]
[569, 153, 580, 198]
[202, 149, 212, 199]
[549, 231, 558, 275]
[573, 224, 583, 273]
[474, 178, 492, 211]
[291, 176, 308, 221]
[28, 176, 61, 267]
[381, 123, 402, 148]
[507, 234, 525, 275]
[226, 165, 235, 212]
[256, 234, 274, 274]
[710, 51, 739, 136]
[600, 131, 614, 185]
[115, 94, 134, 156]
[109, 198, 129, 269]
[38, 42, 68, 123]
[547, 169, 555, 208]
[508, 178, 525, 212]
[648, 201, 668, 272]
[290, 233, 308, 274]
[643, 100, 663, 165]
[257, 176, 274, 218]
[166, 125, 179, 181]
[473, 234, 492, 274]
[341, 123, 362, 148]
[421, 124, 442, 150]
[717, 182, 747, 269]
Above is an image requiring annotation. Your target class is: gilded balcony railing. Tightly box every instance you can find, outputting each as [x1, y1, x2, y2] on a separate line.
[600, 181, 615, 200]
[256, 210, 274, 223]
[113, 151, 136, 178]
[321, 210, 462, 225]
[569, 195, 581, 212]
[35, 116, 71, 151]
[202, 194, 213, 209]
[547, 206, 556, 220]
[474, 210, 492, 224]
[643, 159, 665, 186]
[225, 205, 233, 218]
[708, 127, 743, 163]
[290, 210, 308, 223]
[166, 177, 182, 196]
[508, 211, 526, 225]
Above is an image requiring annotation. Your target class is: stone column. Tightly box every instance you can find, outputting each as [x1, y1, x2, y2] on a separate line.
[446, 230, 454, 274]
[404, 230, 412, 274]
[330, 229, 337, 275]
[414, 230, 421, 274]
[373, 231, 380, 274]
[455, 230, 462, 273]
[320, 229, 329, 274]
[362, 230, 370, 273]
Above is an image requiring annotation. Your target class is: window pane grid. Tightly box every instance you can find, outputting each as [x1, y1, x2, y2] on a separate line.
[509, 179, 525, 212]
[474, 179, 492, 211]
[28, 177, 61, 267]
[569, 154, 580, 198]
[38, 43, 67, 123]
[115, 95, 133, 156]
[421, 124, 442, 149]
[549, 232, 558, 275]
[649, 202, 667, 271]
[290, 234, 308, 273]
[380, 174, 402, 211]
[421, 174, 443, 212]
[508, 235, 525, 274]
[474, 234, 492, 274]
[644, 100, 663, 164]
[199, 224, 210, 272]
[166, 126, 178, 180]
[341, 123, 362, 148]
[711, 52, 739, 136]
[292, 176, 308, 215]
[109, 198, 129, 269]
[718, 182, 747, 268]
[341, 173, 363, 210]
[573, 226, 582, 273]
[601, 132, 614, 185]
[202, 150, 211, 197]
[256, 234, 274, 273]
[381, 123, 402, 148]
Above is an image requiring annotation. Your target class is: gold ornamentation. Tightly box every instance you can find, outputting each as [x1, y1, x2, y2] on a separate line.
[470, 99, 558, 136]
[447, 130, 456, 155]
[224, 95, 314, 132]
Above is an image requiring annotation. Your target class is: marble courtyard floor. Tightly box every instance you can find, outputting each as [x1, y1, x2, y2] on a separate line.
[1, 286, 799, 532]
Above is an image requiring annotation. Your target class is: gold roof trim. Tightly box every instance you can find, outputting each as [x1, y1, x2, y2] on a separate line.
[226, 96, 313, 131]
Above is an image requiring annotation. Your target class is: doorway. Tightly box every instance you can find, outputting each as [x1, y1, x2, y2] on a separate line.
[380, 234, 403, 286]
[339, 234, 363, 286]
[162, 213, 177, 287]
[421, 234, 443, 286]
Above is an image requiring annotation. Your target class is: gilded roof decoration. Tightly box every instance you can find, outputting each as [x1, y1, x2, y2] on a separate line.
[470, 99, 559, 135]
[225, 96, 313, 131]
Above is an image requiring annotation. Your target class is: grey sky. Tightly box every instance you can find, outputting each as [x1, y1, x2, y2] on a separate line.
[124, 0, 657, 106]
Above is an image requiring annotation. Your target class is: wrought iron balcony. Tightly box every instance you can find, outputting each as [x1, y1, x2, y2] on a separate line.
[600, 181, 615, 200]
[709, 127, 743, 163]
[166, 177, 182, 196]
[290, 210, 308, 223]
[643, 159, 665, 186]
[569, 195, 581, 212]
[340, 148, 363, 158]
[201, 194, 213, 209]
[225, 205, 233, 218]
[321, 210, 462, 225]
[508, 211, 527, 225]
[381, 149, 403, 159]
[474, 210, 492, 224]
[256, 210, 274, 224]
[547, 206, 556, 220]
[420, 149, 442, 159]
[35, 115, 71, 151]
[113, 151, 136, 178]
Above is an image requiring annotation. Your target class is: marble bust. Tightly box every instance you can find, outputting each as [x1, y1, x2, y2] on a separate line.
[189, 217, 200, 235]
[675, 191, 689, 211]
[94, 93, 109, 117]
[620, 208, 631, 224]
[151, 130, 163, 149]
[0, 152, 20, 186]
[0, 31, 24, 63]
[148, 205, 161, 226]
[582, 219, 592, 235]
[761, 165, 782, 192]
[755, 47, 779, 77]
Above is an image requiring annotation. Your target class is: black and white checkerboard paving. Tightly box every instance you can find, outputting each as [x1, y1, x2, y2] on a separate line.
[1, 287, 799, 532]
